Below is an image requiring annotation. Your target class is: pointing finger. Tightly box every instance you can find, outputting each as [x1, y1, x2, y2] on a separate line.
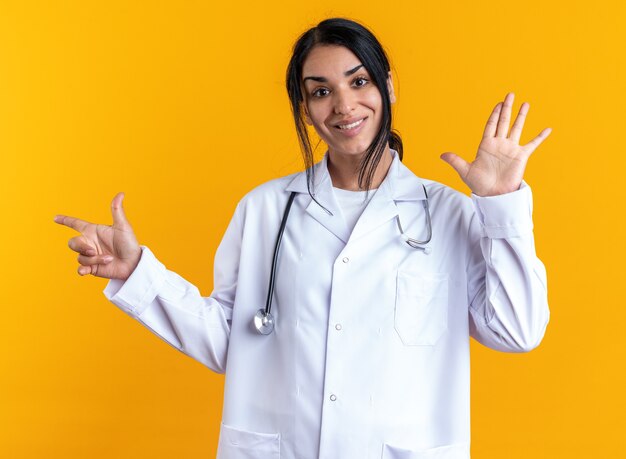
[54, 214, 93, 233]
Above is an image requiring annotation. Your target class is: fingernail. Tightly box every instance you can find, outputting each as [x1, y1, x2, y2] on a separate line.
[103, 256, 114, 263]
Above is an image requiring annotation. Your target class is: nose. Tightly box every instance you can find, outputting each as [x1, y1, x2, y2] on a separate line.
[333, 87, 355, 115]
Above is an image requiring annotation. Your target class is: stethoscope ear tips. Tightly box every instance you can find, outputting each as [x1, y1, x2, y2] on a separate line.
[423, 246, 432, 255]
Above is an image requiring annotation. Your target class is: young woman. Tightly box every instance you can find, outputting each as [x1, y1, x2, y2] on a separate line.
[55, 17, 551, 459]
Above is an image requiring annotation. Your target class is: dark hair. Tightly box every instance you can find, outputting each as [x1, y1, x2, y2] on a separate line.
[286, 17, 403, 199]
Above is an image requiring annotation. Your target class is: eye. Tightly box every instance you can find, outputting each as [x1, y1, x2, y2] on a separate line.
[353, 76, 369, 87]
[312, 87, 330, 98]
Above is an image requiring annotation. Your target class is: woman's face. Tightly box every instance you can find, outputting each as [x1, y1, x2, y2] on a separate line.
[301, 45, 395, 159]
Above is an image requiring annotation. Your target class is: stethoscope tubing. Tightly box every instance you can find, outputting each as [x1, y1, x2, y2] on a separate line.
[397, 185, 432, 248]
[264, 191, 298, 316]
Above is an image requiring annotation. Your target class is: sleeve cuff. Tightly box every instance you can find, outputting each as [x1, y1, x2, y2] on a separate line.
[471, 181, 534, 238]
[103, 245, 167, 317]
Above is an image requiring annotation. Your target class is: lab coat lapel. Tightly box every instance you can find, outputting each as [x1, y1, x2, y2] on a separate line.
[285, 154, 351, 244]
[285, 149, 427, 245]
[347, 176, 398, 242]
[304, 180, 351, 243]
[348, 150, 427, 243]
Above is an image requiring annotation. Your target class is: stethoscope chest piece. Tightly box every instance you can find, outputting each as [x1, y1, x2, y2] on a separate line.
[254, 309, 275, 335]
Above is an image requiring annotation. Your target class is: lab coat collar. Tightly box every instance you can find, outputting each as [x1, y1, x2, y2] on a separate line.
[285, 149, 427, 201]
[285, 149, 427, 244]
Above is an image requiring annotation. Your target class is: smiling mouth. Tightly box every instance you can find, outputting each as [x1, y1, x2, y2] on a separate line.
[335, 117, 366, 130]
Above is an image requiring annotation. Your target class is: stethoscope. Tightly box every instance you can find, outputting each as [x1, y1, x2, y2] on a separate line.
[253, 185, 432, 335]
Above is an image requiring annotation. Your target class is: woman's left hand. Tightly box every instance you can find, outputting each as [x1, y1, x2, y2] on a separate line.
[440, 92, 552, 197]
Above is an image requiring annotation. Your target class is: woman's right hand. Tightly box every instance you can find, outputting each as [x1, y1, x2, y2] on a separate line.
[54, 192, 142, 281]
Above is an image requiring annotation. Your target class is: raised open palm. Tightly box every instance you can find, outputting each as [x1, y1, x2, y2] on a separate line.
[54, 192, 141, 280]
[441, 92, 552, 197]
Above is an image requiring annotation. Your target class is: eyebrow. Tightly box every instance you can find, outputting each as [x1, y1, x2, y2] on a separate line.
[303, 64, 364, 83]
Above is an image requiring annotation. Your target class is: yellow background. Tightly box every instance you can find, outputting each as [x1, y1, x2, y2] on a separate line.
[1, 0, 624, 457]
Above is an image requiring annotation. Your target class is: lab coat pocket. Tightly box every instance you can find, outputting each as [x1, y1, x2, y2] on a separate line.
[381, 442, 469, 458]
[394, 270, 449, 346]
[217, 422, 280, 459]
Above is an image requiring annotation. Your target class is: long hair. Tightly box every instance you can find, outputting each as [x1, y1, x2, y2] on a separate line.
[286, 18, 402, 200]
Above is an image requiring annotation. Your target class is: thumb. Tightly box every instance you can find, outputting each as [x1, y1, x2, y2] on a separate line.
[440, 152, 470, 179]
[111, 192, 132, 229]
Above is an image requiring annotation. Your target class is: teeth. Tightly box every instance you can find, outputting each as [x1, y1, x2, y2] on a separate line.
[337, 118, 364, 130]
